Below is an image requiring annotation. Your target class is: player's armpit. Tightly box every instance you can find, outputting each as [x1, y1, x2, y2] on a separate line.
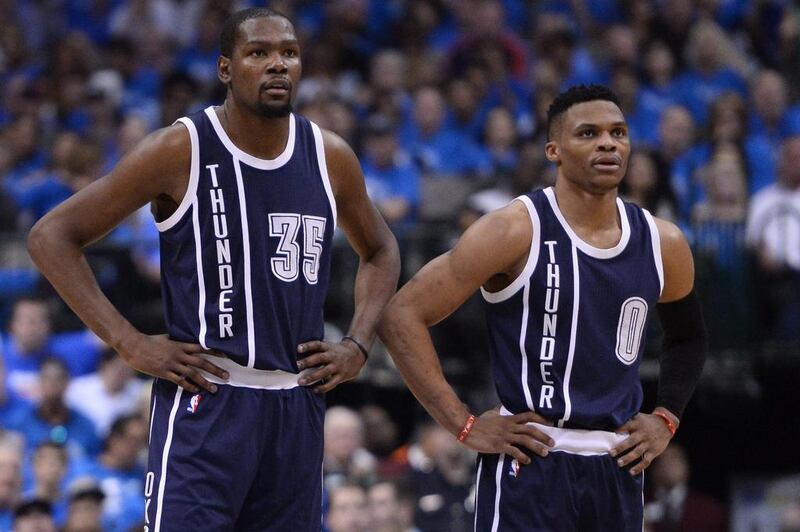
[654, 217, 694, 302]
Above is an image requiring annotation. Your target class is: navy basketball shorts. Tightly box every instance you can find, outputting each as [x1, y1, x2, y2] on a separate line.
[144, 361, 325, 532]
[474, 417, 643, 532]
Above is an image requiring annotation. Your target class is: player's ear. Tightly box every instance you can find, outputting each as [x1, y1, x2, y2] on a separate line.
[545, 141, 560, 163]
[218, 56, 231, 84]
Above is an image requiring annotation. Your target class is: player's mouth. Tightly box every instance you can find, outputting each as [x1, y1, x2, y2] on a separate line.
[591, 155, 622, 172]
[261, 78, 291, 96]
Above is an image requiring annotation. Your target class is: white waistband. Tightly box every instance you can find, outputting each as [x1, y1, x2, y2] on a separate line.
[499, 406, 627, 456]
[198, 354, 312, 390]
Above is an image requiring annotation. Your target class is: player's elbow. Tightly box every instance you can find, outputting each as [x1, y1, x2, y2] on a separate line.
[27, 217, 52, 267]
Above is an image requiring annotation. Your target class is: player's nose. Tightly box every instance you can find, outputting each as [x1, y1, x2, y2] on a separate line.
[266, 52, 288, 73]
[597, 131, 616, 150]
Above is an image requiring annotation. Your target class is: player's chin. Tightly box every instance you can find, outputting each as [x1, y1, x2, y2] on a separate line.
[255, 100, 293, 118]
[586, 171, 624, 192]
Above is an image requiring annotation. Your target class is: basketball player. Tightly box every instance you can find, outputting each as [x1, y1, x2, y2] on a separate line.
[379, 85, 707, 530]
[27, 8, 400, 531]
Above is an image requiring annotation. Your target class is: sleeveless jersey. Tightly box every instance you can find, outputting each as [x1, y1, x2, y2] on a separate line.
[155, 106, 336, 371]
[482, 187, 663, 431]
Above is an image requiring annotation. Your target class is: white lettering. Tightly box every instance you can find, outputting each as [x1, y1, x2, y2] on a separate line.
[543, 314, 557, 337]
[540, 361, 553, 383]
[213, 213, 228, 239]
[209, 188, 225, 214]
[544, 288, 559, 313]
[540, 337, 555, 361]
[206, 164, 220, 187]
[544, 240, 557, 263]
[539, 385, 554, 409]
[219, 314, 233, 338]
[219, 290, 233, 312]
[216, 239, 230, 265]
[547, 263, 560, 289]
[219, 264, 233, 290]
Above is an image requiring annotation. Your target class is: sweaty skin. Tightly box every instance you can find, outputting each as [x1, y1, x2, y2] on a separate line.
[28, 15, 400, 396]
[379, 99, 693, 474]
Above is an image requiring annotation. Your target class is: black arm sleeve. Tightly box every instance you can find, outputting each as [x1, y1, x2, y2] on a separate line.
[655, 288, 708, 419]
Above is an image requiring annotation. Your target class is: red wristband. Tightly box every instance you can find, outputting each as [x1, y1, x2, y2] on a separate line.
[457, 414, 476, 442]
[653, 411, 677, 437]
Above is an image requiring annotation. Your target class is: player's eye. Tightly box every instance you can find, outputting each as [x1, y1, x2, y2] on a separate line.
[612, 128, 627, 137]
[250, 50, 266, 57]
[284, 49, 297, 57]
[579, 129, 595, 137]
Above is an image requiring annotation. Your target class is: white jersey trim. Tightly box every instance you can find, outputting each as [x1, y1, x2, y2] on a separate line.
[491, 454, 505, 532]
[500, 406, 627, 455]
[232, 158, 256, 368]
[474, 456, 483, 532]
[519, 281, 535, 411]
[642, 209, 664, 297]
[481, 195, 541, 303]
[205, 106, 296, 170]
[309, 122, 338, 231]
[155, 118, 200, 232]
[191, 197, 208, 349]
[154, 386, 183, 532]
[544, 187, 631, 259]
[558, 244, 580, 427]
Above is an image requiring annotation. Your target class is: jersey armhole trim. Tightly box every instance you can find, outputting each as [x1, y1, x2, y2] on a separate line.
[310, 122, 338, 231]
[481, 195, 540, 304]
[643, 209, 665, 297]
[155, 118, 200, 232]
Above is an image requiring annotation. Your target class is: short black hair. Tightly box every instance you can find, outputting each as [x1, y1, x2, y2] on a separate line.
[546, 84, 621, 140]
[220, 8, 291, 58]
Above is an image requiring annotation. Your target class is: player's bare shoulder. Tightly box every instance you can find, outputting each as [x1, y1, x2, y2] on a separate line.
[453, 198, 534, 287]
[652, 216, 694, 301]
[317, 127, 362, 198]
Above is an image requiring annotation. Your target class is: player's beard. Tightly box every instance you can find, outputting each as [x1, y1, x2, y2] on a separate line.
[256, 101, 293, 118]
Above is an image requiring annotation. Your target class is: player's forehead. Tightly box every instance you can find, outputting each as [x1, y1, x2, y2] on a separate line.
[236, 16, 297, 49]
[563, 100, 626, 130]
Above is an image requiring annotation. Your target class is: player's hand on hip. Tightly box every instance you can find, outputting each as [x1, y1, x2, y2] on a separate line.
[296, 339, 367, 393]
[461, 409, 555, 465]
[611, 412, 675, 475]
[118, 333, 229, 394]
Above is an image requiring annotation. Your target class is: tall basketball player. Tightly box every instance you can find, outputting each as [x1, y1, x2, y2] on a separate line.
[27, 8, 400, 531]
[379, 85, 707, 531]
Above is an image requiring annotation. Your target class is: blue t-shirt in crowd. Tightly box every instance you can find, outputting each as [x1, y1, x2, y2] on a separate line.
[14, 404, 101, 458]
[673, 68, 747, 124]
[401, 124, 492, 178]
[362, 152, 420, 224]
[69, 458, 144, 532]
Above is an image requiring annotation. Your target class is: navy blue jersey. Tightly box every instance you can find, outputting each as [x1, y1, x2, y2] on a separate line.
[482, 187, 663, 431]
[154, 107, 336, 371]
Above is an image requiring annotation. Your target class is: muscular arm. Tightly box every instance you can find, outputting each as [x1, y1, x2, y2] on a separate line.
[27, 124, 228, 393]
[27, 125, 188, 349]
[654, 218, 707, 421]
[378, 201, 554, 461]
[295, 130, 401, 392]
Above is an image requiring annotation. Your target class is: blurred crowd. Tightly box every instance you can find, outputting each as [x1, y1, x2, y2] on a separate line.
[2, 0, 800, 530]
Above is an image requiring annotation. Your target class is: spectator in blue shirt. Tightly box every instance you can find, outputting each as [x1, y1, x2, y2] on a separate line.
[640, 41, 680, 125]
[672, 93, 775, 224]
[402, 86, 491, 178]
[23, 442, 69, 527]
[68, 415, 147, 532]
[14, 358, 100, 459]
[673, 19, 748, 125]
[361, 115, 420, 228]
[0, 355, 30, 431]
[2, 299, 104, 400]
[481, 107, 519, 179]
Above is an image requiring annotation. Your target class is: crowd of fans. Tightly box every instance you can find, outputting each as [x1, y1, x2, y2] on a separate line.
[2, 0, 800, 530]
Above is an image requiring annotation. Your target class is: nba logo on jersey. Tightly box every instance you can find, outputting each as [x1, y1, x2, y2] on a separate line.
[187, 394, 202, 413]
[509, 459, 520, 478]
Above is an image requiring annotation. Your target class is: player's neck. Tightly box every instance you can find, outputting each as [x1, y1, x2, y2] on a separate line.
[552, 178, 620, 234]
[217, 100, 291, 160]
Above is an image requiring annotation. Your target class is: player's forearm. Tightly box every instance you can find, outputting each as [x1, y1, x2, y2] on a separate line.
[27, 218, 140, 351]
[379, 299, 470, 436]
[346, 236, 401, 346]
